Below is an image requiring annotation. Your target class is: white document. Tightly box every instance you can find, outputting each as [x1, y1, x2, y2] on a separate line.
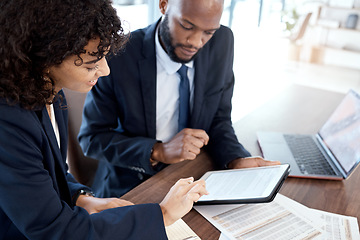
[273, 195, 360, 240]
[195, 194, 323, 240]
[219, 233, 231, 240]
[306, 209, 360, 240]
[195, 194, 360, 240]
[165, 218, 201, 240]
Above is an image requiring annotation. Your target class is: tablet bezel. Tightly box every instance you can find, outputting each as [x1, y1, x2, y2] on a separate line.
[195, 164, 290, 205]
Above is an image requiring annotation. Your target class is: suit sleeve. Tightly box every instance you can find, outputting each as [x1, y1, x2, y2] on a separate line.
[0, 108, 167, 240]
[78, 73, 161, 176]
[205, 27, 251, 168]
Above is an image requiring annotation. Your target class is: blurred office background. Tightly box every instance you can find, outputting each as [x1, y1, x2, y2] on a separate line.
[112, 0, 360, 121]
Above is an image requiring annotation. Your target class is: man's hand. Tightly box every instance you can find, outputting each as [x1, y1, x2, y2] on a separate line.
[76, 195, 134, 214]
[227, 156, 281, 169]
[152, 128, 209, 164]
[160, 177, 209, 226]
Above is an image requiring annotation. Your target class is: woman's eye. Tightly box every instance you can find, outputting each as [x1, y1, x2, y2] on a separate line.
[205, 31, 216, 35]
[87, 65, 99, 72]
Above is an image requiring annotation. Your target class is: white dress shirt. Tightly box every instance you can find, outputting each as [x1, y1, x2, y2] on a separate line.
[49, 104, 60, 148]
[155, 26, 195, 142]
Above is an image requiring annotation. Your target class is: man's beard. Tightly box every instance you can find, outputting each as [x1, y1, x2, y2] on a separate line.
[159, 14, 201, 64]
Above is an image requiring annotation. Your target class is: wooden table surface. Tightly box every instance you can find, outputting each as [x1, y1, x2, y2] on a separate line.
[122, 85, 360, 239]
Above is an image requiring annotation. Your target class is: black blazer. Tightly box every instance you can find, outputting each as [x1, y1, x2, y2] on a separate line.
[0, 91, 167, 239]
[79, 20, 251, 198]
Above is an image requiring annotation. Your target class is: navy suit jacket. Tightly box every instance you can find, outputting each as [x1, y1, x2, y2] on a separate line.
[0, 91, 167, 239]
[79, 20, 251, 198]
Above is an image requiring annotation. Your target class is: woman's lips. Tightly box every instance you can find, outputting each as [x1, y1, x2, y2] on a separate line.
[88, 79, 98, 86]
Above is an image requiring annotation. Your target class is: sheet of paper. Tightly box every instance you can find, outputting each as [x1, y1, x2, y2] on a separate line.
[195, 194, 323, 240]
[165, 218, 201, 240]
[304, 209, 360, 240]
[274, 195, 360, 240]
[219, 233, 231, 240]
[218, 214, 360, 240]
[195, 194, 360, 240]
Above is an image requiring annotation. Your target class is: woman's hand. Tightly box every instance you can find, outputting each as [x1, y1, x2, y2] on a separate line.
[159, 177, 209, 226]
[76, 196, 134, 214]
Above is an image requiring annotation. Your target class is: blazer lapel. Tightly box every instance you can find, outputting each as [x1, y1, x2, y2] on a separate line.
[54, 91, 68, 162]
[40, 107, 64, 164]
[139, 20, 160, 138]
[191, 47, 210, 128]
[39, 96, 72, 203]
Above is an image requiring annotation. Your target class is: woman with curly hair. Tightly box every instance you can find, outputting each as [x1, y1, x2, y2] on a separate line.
[0, 0, 208, 239]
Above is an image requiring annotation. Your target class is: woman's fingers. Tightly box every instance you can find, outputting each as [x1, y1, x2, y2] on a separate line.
[187, 181, 209, 202]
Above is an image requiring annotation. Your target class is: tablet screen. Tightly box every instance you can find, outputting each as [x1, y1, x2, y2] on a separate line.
[197, 164, 290, 204]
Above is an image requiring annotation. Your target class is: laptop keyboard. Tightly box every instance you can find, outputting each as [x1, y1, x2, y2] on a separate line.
[283, 134, 336, 175]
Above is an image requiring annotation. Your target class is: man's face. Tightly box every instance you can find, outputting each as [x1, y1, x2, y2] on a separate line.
[158, 0, 223, 63]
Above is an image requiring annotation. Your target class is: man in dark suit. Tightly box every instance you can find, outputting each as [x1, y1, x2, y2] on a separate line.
[79, 0, 279, 198]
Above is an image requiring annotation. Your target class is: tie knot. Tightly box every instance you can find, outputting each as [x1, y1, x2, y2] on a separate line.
[177, 65, 188, 78]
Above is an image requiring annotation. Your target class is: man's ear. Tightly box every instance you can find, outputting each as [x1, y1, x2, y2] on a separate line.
[159, 0, 168, 15]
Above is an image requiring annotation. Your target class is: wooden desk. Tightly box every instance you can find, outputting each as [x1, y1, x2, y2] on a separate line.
[122, 85, 360, 239]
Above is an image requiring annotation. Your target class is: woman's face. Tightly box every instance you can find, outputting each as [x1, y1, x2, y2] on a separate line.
[49, 38, 110, 93]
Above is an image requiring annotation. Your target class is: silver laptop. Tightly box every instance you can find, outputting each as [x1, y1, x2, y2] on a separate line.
[257, 89, 360, 180]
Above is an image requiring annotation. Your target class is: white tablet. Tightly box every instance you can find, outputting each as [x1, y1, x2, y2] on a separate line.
[195, 164, 290, 205]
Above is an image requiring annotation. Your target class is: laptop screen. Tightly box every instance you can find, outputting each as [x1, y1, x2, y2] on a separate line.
[319, 90, 360, 175]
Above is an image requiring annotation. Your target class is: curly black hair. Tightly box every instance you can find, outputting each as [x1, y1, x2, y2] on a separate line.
[0, 0, 128, 110]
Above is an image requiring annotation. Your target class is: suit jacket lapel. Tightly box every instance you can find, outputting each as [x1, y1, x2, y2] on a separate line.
[40, 107, 64, 165]
[39, 94, 72, 203]
[139, 20, 160, 138]
[53, 91, 68, 162]
[139, 19, 210, 133]
[191, 47, 209, 128]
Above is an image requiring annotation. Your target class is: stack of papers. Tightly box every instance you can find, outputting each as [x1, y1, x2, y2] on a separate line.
[194, 194, 359, 240]
[166, 219, 201, 240]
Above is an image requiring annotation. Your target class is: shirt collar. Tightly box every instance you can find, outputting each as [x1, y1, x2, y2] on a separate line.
[155, 24, 193, 75]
